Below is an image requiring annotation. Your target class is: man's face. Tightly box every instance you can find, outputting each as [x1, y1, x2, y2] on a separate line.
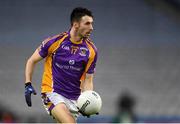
[76, 15, 93, 38]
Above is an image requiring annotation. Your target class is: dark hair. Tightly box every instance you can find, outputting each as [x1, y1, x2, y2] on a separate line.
[70, 7, 93, 26]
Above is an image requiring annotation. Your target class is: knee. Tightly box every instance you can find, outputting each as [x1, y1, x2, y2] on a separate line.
[51, 103, 76, 123]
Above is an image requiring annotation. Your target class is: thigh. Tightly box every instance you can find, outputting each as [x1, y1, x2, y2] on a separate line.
[41, 92, 77, 123]
[51, 103, 76, 123]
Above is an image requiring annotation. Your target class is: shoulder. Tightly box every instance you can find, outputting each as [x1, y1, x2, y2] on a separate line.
[41, 32, 68, 47]
[42, 31, 67, 43]
[49, 32, 68, 42]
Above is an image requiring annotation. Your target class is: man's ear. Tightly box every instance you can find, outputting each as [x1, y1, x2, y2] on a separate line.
[73, 21, 79, 29]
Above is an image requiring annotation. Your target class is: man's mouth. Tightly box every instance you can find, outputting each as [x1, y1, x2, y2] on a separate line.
[86, 32, 91, 36]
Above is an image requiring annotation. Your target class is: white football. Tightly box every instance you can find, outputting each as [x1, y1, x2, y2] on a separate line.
[77, 90, 102, 115]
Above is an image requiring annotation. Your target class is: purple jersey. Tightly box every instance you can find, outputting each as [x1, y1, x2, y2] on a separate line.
[39, 31, 98, 100]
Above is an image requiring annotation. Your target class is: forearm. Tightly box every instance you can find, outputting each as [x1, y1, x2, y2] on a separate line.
[25, 48, 43, 83]
[81, 74, 94, 92]
[25, 58, 36, 83]
[81, 81, 93, 92]
[25, 59, 37, 107]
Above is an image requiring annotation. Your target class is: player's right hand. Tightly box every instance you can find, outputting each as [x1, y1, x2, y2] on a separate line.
[25, 82, 37, 107]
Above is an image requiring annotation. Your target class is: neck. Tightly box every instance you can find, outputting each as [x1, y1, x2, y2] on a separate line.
[69, 28, 82, 43]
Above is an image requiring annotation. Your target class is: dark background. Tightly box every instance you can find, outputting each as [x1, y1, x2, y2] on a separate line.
[0, 0, 180, 122]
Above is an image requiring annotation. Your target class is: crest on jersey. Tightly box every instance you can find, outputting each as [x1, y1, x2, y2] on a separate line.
[79, 47, 88, 57]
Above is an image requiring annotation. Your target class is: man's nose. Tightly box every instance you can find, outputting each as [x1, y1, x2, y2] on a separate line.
[90, 24, 93, 31]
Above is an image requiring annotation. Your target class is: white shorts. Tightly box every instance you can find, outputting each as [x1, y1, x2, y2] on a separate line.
[41, 92, 79, 119]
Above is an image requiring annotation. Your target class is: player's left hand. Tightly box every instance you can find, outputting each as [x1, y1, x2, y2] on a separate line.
[78, 109, 91, 118]
[78, 107, 99, 118]
[25, 82, 37, 107]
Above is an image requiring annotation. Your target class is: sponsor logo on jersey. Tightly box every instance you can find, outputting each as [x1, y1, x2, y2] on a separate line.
[55, 62, 82, 71]
[69, 60, 75, 65]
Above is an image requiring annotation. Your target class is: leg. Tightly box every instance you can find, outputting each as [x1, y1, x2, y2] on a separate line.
[51, 103, 76, 123]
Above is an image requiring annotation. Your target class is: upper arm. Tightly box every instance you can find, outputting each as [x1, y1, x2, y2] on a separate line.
[86, 42, 98, 74]
[27, 33, 66, 63]
[80, 41, 98, 82]
[28, 48, 43, 63]
[86, 52, 98, 74]
[27, 36, 52, 63]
